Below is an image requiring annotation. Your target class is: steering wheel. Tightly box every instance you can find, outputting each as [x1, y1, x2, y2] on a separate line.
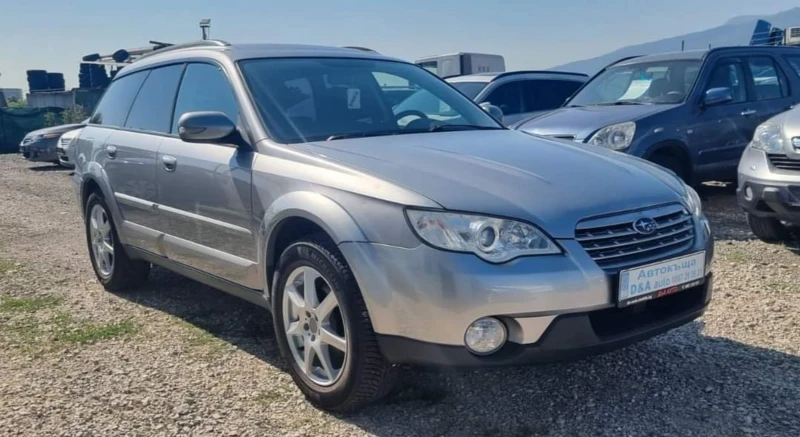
[395, 110, 429, 123]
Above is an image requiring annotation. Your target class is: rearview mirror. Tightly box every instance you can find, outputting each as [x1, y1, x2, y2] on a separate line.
[480, 102, 504, 123]
[703, 87, 733, 107]
[177, 111, 236, 144]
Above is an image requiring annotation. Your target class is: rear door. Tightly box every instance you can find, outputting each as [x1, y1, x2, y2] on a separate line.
[691, 58, 754, 178]
[744, 55, 795, 125]
[87, 71, 153, 245]
[156, 62, 257, 288]
[116, 64, 185, 252]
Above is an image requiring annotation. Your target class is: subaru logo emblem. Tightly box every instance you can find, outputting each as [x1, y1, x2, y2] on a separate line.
[633, 217, 657, 235]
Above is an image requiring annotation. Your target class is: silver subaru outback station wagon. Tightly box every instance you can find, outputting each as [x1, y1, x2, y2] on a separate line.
[72, 40, 714, 411]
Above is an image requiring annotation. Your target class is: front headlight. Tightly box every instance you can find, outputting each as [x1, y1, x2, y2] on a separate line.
[405, 209, 561, 263]
[33, 132, 61, 141]
[750, 122, 784, 153]
[684, 184, 702, 217]
[588, 122, 636, 150]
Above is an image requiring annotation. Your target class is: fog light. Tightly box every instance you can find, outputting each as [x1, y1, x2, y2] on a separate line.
[744, 186, 754, 201]
[465, 317, 507, 355]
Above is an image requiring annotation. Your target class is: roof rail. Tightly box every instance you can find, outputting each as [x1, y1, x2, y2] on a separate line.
[137, 39, 230, 61]
[492, 70, 589, 80]
[342, 46, 378, 53]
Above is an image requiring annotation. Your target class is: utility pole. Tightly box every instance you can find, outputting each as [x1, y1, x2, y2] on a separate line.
[200, 19, 211, 40]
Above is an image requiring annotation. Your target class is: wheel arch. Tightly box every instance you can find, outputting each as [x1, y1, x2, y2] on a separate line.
[260, 191, 368, 297]
[644, 139, 693, 178]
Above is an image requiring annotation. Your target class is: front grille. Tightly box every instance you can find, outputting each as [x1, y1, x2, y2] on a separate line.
[576, 204, 695, 271]
[768, 154, 800, 171]
[792, 28, 800, 38]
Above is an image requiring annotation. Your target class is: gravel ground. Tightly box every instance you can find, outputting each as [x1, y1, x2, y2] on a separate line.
[0, 154, 798, 437]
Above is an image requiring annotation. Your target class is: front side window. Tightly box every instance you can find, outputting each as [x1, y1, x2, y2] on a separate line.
[91, 71, 147, 127]
[172, 63, 239, 133]
[521, 79, 584, 112]
[125, 64, 184, 134]
[239, 58, 501, 143]
[747, 57, 788, 100]
[485, 82, 523, 115]
[704, 61, 747, 104]
[568, 60, 702, 106]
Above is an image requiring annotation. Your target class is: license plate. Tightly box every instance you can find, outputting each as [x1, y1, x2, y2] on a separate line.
[618, 251, 706, 307]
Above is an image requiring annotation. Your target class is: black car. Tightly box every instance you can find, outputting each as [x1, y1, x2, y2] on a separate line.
[515, 46, 800, 184]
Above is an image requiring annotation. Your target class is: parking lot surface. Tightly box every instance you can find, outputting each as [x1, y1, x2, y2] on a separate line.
[0, 154, 798, 437]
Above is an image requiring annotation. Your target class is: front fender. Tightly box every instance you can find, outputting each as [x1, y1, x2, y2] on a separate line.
[257, 191, 368, 293]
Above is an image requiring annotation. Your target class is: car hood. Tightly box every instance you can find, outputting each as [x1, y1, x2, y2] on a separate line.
[515, 104, 677, 140]
[26, 123, 84, 138]
[301, 130, 687, 238]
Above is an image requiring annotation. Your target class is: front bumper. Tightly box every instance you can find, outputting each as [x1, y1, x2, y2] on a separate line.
[19, 139, 59, 162]
[737, 148, 800, 224]
[377, 274, 711, 366]
[339, 217, 713, 361]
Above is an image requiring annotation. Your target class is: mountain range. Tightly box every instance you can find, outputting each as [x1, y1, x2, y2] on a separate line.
[552, 7, 800, 74]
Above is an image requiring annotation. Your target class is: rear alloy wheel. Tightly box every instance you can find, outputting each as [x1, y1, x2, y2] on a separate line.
[273, 237, 397, 411]
[84, 193, 150, 291]
[746, 213, 788, 243]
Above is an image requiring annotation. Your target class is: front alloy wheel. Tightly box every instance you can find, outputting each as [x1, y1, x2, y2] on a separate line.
[283, 266, 348, 387]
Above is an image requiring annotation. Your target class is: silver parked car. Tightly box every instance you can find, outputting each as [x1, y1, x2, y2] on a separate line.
[56, 126, 85, 168]
[71, 41, 714, 411]
[738, 107, 800, 241]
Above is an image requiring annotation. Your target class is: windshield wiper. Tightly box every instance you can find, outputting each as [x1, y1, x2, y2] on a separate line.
[427, 124, 505, 132]
[326, 129, 410, 141]
[595, 100, 648, 106]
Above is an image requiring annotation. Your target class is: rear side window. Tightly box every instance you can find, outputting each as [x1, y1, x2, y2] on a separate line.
[485, 82, 523, 115]
[521, 79, 583, 112]
[747, 57, 788, 100]
[90, 71, 147, 127]
[172, 63, 239, 133]
[125, 64, 184, 134]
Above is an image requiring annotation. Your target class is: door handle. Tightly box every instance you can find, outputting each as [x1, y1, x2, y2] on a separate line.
[741, 109, 757, 116]
[105, 145, 117, 159]
[161, 155, 177, 172]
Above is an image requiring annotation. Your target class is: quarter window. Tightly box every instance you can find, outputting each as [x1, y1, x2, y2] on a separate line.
[90, 71, 147, 127]
[172, 63, 239, 134]
[125, 64, 184, 133]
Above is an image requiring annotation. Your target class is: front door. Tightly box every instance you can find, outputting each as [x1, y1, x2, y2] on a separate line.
[155, 63, 257, 288]
[691, 58, 756, 179]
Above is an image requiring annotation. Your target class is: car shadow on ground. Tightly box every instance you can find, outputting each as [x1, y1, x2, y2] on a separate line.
[28, 164, 69, 172]
[114, 266, 800, 436]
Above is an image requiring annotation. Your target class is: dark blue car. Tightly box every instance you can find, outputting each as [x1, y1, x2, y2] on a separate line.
[515, 47, 800, 183]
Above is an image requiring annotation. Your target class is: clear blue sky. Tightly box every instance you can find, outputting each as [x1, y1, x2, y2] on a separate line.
[1, 0, 798, 93]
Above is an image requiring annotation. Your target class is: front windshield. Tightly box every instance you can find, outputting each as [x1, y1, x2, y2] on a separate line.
[239, 58, 502, 143]
[568, 60, 702, 107]
[448, 81, 487, 100]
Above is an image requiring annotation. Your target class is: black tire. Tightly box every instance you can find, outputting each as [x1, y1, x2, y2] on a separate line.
[84, 193, 150, 291]
[650, 153, 689, 184]
[272, 236, 397, 412]
[746, 213, 788, 243]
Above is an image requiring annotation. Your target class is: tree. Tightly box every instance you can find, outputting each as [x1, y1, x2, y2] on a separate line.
[7, 97, 27, 108]
[44, 111, 59, 127]
[61, 105, 87, 124]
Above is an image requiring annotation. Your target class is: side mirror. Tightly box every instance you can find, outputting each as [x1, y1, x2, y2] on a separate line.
[480, 102, 504, 123]
[177, 111, 237, 144]
[703, 87, 733, 107]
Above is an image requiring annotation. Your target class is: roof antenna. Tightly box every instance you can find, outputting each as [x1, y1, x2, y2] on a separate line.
[200, 19, 211, 40]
